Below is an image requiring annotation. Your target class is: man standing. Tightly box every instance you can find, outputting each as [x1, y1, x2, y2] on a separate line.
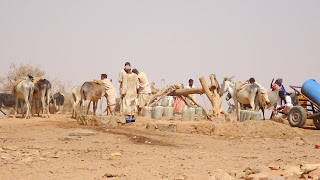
[101, 74, 117, 115]
[118, 62, 130, 113]
[132, 68, 151, 115]
[121, 67, 139, 119]
[186, 79, 196, 105]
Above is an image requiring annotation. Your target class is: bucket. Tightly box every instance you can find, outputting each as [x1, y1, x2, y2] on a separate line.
[301, 79, 320, 106]
[189, 108, 195, 121]
[142, 106, 152, 118]
[181, 110, 189, 121]
[126, 119, 135, 123]
[161, 96, 169, 107]
[163, 107, 173, 118]
[153, 106, 163, 120]
[181, 108, 195, 121]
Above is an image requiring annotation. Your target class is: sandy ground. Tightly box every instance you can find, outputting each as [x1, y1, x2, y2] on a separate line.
[1, 114, 320, 180]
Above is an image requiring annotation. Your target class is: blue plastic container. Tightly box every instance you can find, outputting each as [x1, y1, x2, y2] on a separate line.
[301, 79, 320, 106]
[126, 119, 135, 123]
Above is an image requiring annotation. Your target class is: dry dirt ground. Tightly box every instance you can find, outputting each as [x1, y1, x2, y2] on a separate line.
[1, 114, 320, 180]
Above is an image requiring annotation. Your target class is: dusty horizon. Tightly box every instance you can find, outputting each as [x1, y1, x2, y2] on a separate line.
[1, 0, 319, 114]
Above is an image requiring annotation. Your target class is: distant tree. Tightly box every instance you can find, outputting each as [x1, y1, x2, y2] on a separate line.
[0, 63, 45, 93]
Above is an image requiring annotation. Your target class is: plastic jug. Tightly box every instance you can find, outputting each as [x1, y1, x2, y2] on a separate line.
[153, 106, 163, 120]
[163, 107, 173, 118]
[142, 106, 152, 118]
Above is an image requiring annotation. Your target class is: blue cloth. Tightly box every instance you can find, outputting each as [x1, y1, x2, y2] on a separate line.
[275, 80, 288, 95]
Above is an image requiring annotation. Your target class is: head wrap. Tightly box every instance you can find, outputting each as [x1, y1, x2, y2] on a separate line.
[212, 74, 216, 78]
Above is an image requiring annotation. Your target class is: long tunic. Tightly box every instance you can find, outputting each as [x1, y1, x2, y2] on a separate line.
[137, 72, 151, 107]
[101, 78, 117, 106]
[121, 73, 139, 115]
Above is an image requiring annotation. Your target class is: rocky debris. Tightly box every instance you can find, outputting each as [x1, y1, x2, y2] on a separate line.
[91, 115, 126, 127]
[69, 130, 95, 136]
[146, 120, 215, 135]
[209, 162, 320, 180]
[210, 169, 234, 180]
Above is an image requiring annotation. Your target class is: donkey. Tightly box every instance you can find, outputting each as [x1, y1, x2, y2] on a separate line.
[10, 76, 34, 119]
[32, 78, 52, 118]
[80, 82, 106, 123]
[71, 85, 81, 119]
[220, 77, 261, 121]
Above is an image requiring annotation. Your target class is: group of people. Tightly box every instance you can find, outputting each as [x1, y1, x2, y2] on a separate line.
[100, 62, 293, 119]
[101, 62, 152, 118]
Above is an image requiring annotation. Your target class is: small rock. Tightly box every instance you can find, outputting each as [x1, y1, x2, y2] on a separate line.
[174, 175, 185, 180]
[235, 172, 246, 179]
[1, 154, 11, 160]
[281, 165, 302, 176]
[146, 122, 157, 130]
[247, 172, 269, 180]
[212, 169, 234, 180]
[308, 167, 320, 179]
[69, 130, 95, 136]
[3, 145, 18, 151]
[0, 148, 5, 153]
[21, 157, 33, 163]
[58, 137, 81, 141]
[300, 163, 320, 173]
[268, 164, 281, 170]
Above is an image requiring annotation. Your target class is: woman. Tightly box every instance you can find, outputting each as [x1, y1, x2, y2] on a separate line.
[173, 84, 186, 113]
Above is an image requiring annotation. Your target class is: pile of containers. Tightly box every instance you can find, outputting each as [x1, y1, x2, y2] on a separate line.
[141, 96, 203, 121]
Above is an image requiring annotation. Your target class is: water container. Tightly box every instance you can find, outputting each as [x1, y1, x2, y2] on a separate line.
[163, 107, 173, 118]
[153, 106, 163, 120]
[181, 110, 189, 121]
[301, 79, 320, 106]
[195, 107, 203, 116]
[188, 108, 195, 121]
[161, 96, 169, 107]
[142, 106, 152, 118]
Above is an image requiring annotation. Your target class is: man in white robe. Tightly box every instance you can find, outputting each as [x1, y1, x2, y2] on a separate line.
[121, 67, 139, 118]
[101, 74, 117, 115]
[118, 62, 130, 113]
[132, 68, 151, 115]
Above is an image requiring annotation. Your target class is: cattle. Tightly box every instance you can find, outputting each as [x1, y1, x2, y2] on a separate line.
[32, 78, 52, 118]
[10, 76, 34, 119]
[50, 92, 65, 114]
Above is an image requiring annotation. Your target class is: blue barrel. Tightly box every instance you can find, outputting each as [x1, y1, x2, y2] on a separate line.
[301, 79, 320, 106]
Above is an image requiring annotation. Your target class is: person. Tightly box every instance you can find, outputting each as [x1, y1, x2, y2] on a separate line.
[118, 62, 130, 113]
[132, 68, 151, 115]
[271, 78, 288, 95]
[121, 66, 139, 118]
[212, 74, 220, 95]
[270, 90, 293, 119]
[249, 77, 271, 107]
[173, 84, 186, 113]
[101, 74, 117, 115]
[186, 79, 196, 105]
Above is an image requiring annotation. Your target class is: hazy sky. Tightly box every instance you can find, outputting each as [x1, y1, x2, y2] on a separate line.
[1, 0, 319, 112]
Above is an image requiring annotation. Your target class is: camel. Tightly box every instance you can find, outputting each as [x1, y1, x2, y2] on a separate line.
[32, 78, 52, 118]
[220, 77, 261, 121]
[10, 76, 34, 119]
